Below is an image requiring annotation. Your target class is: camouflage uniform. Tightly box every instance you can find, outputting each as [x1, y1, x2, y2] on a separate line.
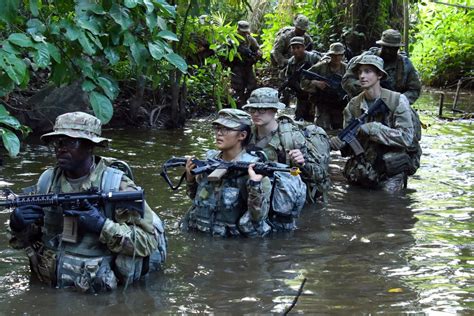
[182, 109, 271, 237]
[340, 56, 416, 191]
[243, 88, 331, 204]
[342, 29, 421, 104]
[231, 21, 261, 108]
[9, 112, 166, 292]
[271, 15, 314, 69]
[285, 41, 321, 122]
[301, 42, 348, 129]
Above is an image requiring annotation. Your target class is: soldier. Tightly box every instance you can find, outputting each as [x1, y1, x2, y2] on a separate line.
[230, 21, 262, 108]
[342, 29, 421, 104]
[331, 55, 419, 192]
[181, 109, 271, 237]
[271, 14, 314, 69]
[8, 112, 166, 293]
[243, 87, 331, 206]
[284, 36, 321, 121]
[301, 42, 348, 130]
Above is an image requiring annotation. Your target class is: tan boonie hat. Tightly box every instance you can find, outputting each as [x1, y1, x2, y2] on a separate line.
[242, 87, 285, 110]
[293, 15, 309, 31]
[327, 42, 345, 55]
[289, 36, 305, 47]
[41, 111, 110, 146]
[353, 55, 388, 79]
[212, 108, 252, 129]
[237, 20, 250, 33]
[376, 29, 403, 47]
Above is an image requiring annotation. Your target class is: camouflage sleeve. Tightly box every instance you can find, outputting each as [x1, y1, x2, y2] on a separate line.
[99, 175, 160, 257]
[341, 55, 363, 98]
[362, 95, 414, 148]
[186, 179, 198, 199]
[246, 177, 271, 222]
[402, 59, 422, 104]
[300, 63, 322, 93]
[342, 100, 356, 128]
[271, 35, 289, 68]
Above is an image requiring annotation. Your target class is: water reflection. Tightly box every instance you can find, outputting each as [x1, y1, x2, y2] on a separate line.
[0, 92, 472, 313]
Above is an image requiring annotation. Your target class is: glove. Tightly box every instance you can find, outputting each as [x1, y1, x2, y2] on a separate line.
[329, 136, 345, 151]
[64, 201, 106, 234]
[10, 205, 44, 232]
[359, 122, 382, 136]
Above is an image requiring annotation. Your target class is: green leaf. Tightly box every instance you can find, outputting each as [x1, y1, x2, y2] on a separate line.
[0, 114, 21, 130]
[148, 41, 165, 60]
[8, 33, 34, 48]
[0, 105, 9, 116]
[158, 30, 178, 41]
[1, 41, 20, 54]
[156, 16, 167, 30]
[96, 76, 119, 100]
[145, 13, 157, 31]
[155, 0, 175, 17]
[124, 0, 139, 8]
[27, 18, 46, 36]
[33, 43, 51, 68]
[51, 62, 71, 86]
[143, 0, 154, 14]
[29, 0, 40, 17]
[130, 41, 149, 66]
[76, 15, 102, 35]
[0, 52, 27, 85]
[78, 31, 96, 55]
[0, 74, 15, 97]
[109, 3, 132, 31]
[0, 0, 20, 24]
[47, 43, 61, 63]
[89, 91, 113, 124]
[1, 128, 20, 157]
[87, 32, 103, 50]
[82, 80, 96, 92]
[164, 53, 187, 73]
[104, 47, 120, 65]
[64, 23, 80, 41]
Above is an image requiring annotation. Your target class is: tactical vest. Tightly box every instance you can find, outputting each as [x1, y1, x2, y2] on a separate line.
[186, 150, 259, 237]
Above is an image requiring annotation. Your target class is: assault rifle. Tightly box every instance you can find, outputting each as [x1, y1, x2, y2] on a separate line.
[337, 98, 389, 156]
[161, 157, 300, 190]
[0, 188, 145, 217]
[278, 64, 309, 96]
[300, 69, 346, 99]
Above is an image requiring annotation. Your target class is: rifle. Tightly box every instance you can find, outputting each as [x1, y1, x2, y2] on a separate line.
[300, 69, 346, 99]
[161, 157, 300, 191]
[337, 98, 389, 156]
[278, 63, 309, 96]
[0, 188, 145, 217]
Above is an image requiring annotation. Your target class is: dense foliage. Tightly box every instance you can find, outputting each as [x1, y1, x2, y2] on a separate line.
[410, 2, 474, 86]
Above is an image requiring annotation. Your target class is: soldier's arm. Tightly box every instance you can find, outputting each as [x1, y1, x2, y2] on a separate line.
[246, 176, 271, 223]
[362, 95, 414, 148]
[300, 63, 323, 93]
[271, 36, 289, 68]
[99, 176, 160, 257]
[402, 59, 422, 104]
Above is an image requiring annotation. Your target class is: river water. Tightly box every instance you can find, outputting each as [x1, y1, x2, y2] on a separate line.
[0, 91, 472, 314]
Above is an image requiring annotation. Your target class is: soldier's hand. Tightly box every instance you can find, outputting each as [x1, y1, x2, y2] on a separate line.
[329, 136, 345, 150]
[288, 149, 305, 165]
[10, 205, 44, 232]
[64, 201, 105, 234]
[315, 80, 328, 90]
[248, 164, 263, 182]
[185, 156, 196, 182]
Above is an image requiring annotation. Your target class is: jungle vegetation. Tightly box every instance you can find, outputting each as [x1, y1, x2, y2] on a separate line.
[0, 0, 472, 157]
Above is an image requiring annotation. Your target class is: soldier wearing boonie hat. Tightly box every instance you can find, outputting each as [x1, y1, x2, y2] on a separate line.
[293, 14, 309, 31]
[212, 108, 252, 129]
[352, 55, 388, 79]
[242, 87, 285, 110]
[376, 29, 403, 47]
[9, 111, 167, 293]
[237, 20, 251, 33]
[326, 42, 345, 55]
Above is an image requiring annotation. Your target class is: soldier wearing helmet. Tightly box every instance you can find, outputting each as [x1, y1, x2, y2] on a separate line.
[9, 112, 166, 293]
[342, 29, 422, 105]
[331, 55, 421, 192]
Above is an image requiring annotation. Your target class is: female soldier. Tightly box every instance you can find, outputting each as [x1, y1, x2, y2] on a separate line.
[181, 109, 271, 237]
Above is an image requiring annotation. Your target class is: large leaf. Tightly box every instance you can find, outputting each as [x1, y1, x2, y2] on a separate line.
[27, 18, 47, 36]
[164, 53, 187, 74]
[142, 0, 154, 14]
[76, 15, 102, 35]
[0, 128, 20, 157]
[1, 41, 20, 55]
[47, 43, 61, 63]
[29, 0, 40, 17]
[87, 32, 104, 50]
[89, 91, 113, 124]
[124, 0, 139, 9]
[33, 43, 51, 68]
[0, 52, 27, 85]
[0, 105, 9, 116]
[130, 41, 149, 66]
[64, 23, 80, 41]
[8, 33, 34, 48]
[109, 3, 132, 31]
[148, 41, 165, 60]
[82, 80, 96, 92]
[78, 31, 96, 55]
[0, 0, 20, 24]
[158, 30, 178, 42]
[96, 76, 119, 100]
[155, 0, 175, 18]
[145, 13, 157, 32]
[0, 74, 15, 97]
[0, 114, 21, 130]
[104, 47, 120, 65]
[156, 16, 167, 30]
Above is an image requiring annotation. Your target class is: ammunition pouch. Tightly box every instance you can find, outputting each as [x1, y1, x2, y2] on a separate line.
[382, 151, 412, 177]
[26, 243, 57, 286]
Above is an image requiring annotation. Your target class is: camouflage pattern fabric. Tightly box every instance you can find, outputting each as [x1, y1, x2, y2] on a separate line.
[271, 27, 313, 68]
[342, 47, 421, 104]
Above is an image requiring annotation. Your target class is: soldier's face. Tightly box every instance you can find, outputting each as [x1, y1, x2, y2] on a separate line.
[358, 65, 382, 89]
[248, 108, 276, 127]
[330, 54, 343, 65]
[380, 46, 398, 62]
[51, 136, 94, 172]
[291, 44, 305, 59]
[214, 124, 247, 151]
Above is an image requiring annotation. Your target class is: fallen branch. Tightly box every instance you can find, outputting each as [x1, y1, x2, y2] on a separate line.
[282, 277, 307, 316]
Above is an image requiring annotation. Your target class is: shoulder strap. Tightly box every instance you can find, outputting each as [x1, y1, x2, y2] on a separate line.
[36, 168, 55, 194]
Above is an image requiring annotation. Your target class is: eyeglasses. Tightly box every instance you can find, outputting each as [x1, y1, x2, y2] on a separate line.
[50, 138, 81, 150]
[246, 108, 268, 114]
[213, 125, 240, 135]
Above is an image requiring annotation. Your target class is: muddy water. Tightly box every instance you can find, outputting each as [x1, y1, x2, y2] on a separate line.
[0, 92, 472, 314]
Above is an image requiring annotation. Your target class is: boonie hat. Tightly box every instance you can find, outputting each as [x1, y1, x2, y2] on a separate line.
[212, 109, 252, 129]
[242, 87, 286, 110]
[293, 15, 309, 31]
[353, 55, 388, 78]
[237, 20, 250, 33]
[41, 111, 110, 146]
[376, 29, 403, 47]
[327, 42, 345, 55]
[289, 36, 305, 47]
